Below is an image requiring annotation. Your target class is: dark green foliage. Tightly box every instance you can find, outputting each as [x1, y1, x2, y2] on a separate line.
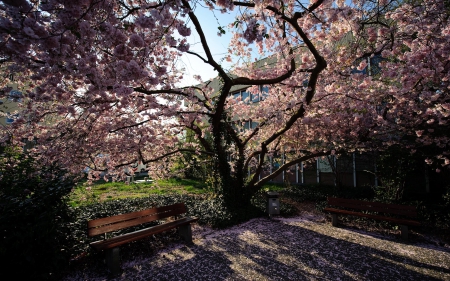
[175, 151, 212, 181]
[0, 146, 76, 280]
[416, 184, 450, 231]
[283, 183, 375, 203]
[174, 128, 214, 181]
[376, 145, 425, 201]
[371, 146, 450, 236]
[283, 183, 376, 215]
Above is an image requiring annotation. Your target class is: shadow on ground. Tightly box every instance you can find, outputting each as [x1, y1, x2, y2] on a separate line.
[63, 217, 450, 281]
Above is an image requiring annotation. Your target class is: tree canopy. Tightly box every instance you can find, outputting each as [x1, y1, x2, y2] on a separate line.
[1, 0, 449, 207]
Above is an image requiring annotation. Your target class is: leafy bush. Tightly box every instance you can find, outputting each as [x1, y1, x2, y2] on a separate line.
[0, 146, 76, 280]
[416, 184, 450, 230]
[283, 183, 374, 203]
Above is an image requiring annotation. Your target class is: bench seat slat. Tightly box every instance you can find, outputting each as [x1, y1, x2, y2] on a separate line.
[88, 203, 186, 228]
[88, 208, 185, 237]
[90, 217, 198, 251]
[323, 207, 421, 226]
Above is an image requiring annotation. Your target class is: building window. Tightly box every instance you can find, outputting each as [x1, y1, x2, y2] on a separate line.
[259, 85, 269, 100]
[351, 54, 384, 76]
[231, 89, 251, 103]
[241, 91, 249, 103]
[251, 92, 259, 102]
[231, 86, 269, 104]
[238, 120, 258, 132]
[5, 113, 18, 124]
[9, 90, 23, 102]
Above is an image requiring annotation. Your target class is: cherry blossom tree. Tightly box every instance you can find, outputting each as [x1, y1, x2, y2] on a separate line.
[1, 0, 449, 208]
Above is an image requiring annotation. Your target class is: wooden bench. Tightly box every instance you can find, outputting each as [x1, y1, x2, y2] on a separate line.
[87, 202, 198, 275]
[323, 197, 420, 239]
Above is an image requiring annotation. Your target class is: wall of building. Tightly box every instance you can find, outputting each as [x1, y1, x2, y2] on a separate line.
[261, 152, 378, 188]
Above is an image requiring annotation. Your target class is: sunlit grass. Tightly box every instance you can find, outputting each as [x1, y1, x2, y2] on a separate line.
[68, 177, 210, 207]
[262, 182, 286, 192]
[68, 176, 291, 207]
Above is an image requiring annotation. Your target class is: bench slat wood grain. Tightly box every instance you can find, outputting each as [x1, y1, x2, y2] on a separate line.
[90, 217, 197, 251]
[87, 203, 187, 235]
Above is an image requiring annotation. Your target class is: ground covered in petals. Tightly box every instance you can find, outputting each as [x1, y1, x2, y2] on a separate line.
[63, 211, 450, 281]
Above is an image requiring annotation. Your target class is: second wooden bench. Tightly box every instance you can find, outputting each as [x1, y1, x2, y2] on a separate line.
[87, 202, 198, 275]
[323, 197, 420, 239]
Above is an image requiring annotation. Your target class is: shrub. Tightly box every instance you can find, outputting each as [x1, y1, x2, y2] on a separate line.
[0, 146, 76, 280]
[283, 183, 374, 203]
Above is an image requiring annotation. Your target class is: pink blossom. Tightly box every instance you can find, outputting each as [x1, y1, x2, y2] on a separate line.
[243, 18, 265, 44]
[177, 43, 190, 52]
[302, 55, 310, 63]
[216, 0, 234, 10]
[129, 34, 145, 48]
[136, 16, 156, 29]
[177, 24, 191, 37]
[23, 26, 36, 37]
[357, 60, 367, 71]
[78, 21, 93, 37]
[114, 84, 133, 96]
[148, 77, 159, 85]
[1, 0, 449, 209]
[114, 44, 128, 56]
[165, 35, 177, 46]
[156, 66, 167, 76]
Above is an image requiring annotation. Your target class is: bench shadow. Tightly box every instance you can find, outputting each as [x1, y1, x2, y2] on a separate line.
[69, 218, 450, 280]
[327, 219, 450, 254]
[121, 243, 237, 280]
[113, 218, 450, 281]
[233, 220, 449, 280]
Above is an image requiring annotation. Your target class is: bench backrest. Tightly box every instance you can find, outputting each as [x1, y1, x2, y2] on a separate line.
[87, 202, 187, 237]
[327, 197, 417, 217]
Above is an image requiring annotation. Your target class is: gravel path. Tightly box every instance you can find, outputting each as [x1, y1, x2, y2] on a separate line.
[64, 215, 450, 281]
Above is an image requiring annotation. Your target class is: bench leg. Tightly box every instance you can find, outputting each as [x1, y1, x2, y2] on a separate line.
[179, 224, 193, 244]
[106, 248, 121, 276]
[331, 214, 338, 227]
[400, 225, 409, 240]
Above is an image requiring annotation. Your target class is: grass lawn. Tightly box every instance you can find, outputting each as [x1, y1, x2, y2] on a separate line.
[69, 176, 288, 207]
[68, 177, 211, 207]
